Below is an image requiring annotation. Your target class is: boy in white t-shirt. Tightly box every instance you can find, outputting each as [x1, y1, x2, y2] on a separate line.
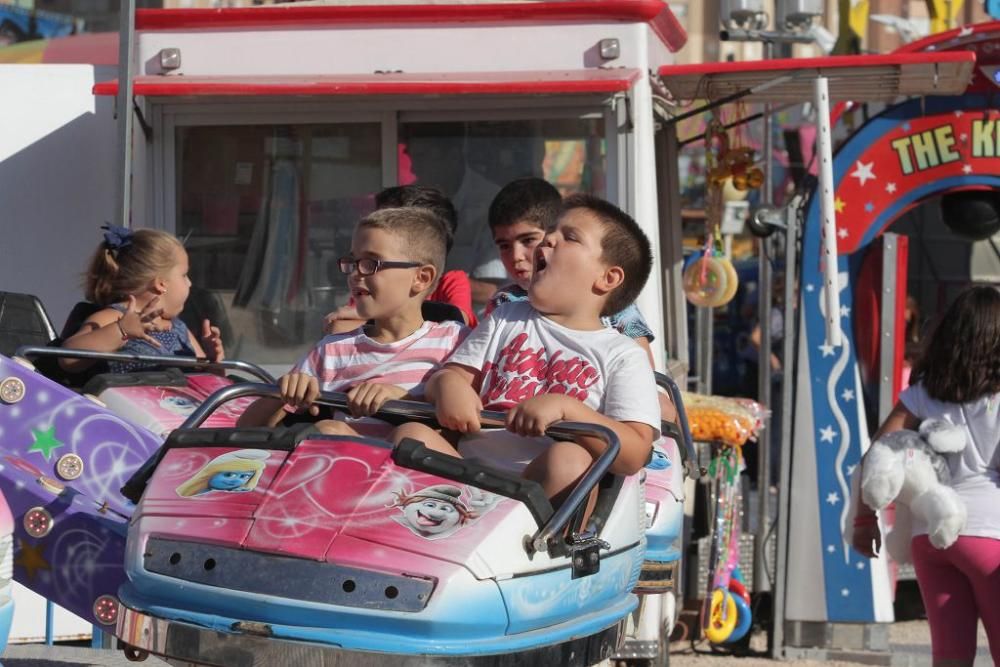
[238, 208, 467, 436]
[394, 195, 661, 503]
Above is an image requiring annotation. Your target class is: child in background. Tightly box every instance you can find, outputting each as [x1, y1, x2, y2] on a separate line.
[853, 286, 1000, 665]
[239, 208, 467, 436]
[62, 225, 224, 373]
[487, 178, 675, 420]
[394, 195, 661, 503]
[325, 185, 476, 333]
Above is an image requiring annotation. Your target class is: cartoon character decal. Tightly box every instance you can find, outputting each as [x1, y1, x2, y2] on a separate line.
[159, 395, 197, 416]
[646, 445, 671, 471]
[175, 449, 270, 497]
[389, 484, 501, 540]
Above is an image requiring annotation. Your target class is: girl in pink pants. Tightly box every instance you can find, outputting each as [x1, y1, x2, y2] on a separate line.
[854, 286, 1000, 666]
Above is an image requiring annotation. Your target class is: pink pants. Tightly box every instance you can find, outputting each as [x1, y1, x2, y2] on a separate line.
[911, 535, 1000, 663]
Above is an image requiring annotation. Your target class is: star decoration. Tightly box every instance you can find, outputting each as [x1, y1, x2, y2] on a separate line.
[826, 492, 840, 505]
[28, 425, 64, 461]
[819, 343, 835, 358]
[838, 227, 849, 239]
[842, 388, 855, 402]
[826, 545, 836, 553]
[841, 588, 850, 597]
[962, 164, 973, 174]
[820, 425, 837, 442]
[886, 182, 897, 194]
[850, 160, 876, 186]
[856, 561, 866, 570]
[840, 305, 851, 317]
[805, 284, 815, 292]
[834, 197, 846, 214]
[15, 540, 50, 581]
[864, 202, 874, 213]
[959, 26, 974, 37]
[846, 464, 857, 476]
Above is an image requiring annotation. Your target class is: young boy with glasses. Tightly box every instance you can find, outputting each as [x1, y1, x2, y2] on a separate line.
[237, 208, 468, 436]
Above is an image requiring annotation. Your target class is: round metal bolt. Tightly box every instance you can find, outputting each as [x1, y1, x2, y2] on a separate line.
[0, 377, 25, 404]
[23, 507, 53, 538]
[56, 453, 84, 481]
[93, 594, 119, 625]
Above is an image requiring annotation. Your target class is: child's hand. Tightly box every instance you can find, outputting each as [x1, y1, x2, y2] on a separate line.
[200, 319, 225, 362]
[278, 372, 320, 415]
[346, 383, 407, 417]
[435, 374, 483, 433]
[118, 295, 166, 346]
[506, 395, 570, 437]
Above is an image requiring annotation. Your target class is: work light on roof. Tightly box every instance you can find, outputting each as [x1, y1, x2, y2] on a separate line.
[721, 0, 767, 30]
[776, 0, 823, 32]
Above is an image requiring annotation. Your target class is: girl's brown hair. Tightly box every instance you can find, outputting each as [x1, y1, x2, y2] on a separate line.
[84, 229, 183, 306]
[911, 285, 1000, 403]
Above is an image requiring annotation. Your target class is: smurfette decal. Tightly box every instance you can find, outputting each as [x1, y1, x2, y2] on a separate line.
[646, 443, 672, 471]
[389, 484, 500, 540]
[175, 449, 269, 497]
[159, 395, 197, 416]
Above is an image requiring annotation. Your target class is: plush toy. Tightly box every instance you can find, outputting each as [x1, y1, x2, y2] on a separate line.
[856, 418, 967, 562]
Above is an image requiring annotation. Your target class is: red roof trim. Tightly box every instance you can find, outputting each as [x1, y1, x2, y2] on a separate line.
[92, 70, 641, 97]
[658, 51, 976, 77]
[896, 20, 1000, 54]
[138, 1, 662, 28]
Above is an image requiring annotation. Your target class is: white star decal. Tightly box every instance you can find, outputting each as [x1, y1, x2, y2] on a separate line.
[840, 305, 851, 317]
[841, 588, 850, 597]
[827, 544, 836, 553]
[838, 227, 849, 239]
[851, 160, 876, 186]
[820, 425, 836, 442]
[805, 283, 815, 292]
[962, 164, 973, 174]
[842, 388, 855, 402]
[819, 343, 835, 357]
[959, 26, 974, 37]
[846, 464, 857, 476]
[856, 561, 866, 570]
[826, 491, 841, 505]
[886, 182, 897, 194]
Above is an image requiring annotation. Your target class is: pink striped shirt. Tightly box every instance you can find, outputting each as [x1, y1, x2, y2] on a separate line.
[292, 320, 468, 398]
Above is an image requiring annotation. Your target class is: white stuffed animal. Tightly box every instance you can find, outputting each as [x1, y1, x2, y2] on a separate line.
[857, 418, 967, 562]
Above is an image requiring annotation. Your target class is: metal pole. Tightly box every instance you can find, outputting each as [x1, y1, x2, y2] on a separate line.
[115, 0, 136, 228]
[771, 198, 801, 658]
[878, 234, 899, 424]
[754, 40, 774, 598]
[814, 76, 842, 347]
[45, 600, 53, 645]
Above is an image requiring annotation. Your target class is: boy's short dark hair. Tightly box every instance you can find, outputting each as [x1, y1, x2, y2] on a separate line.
[357, 207, 447, 277]
[375, 185, 458, 253]
[562, 194, 652, 317]
[488, 177, 562, 232]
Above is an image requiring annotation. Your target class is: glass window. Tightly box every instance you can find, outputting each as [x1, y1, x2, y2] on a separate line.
[176, 123, 381, 366]
[398, 118, 607, 280]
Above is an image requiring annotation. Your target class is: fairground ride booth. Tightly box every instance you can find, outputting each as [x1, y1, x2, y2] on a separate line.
[656, 44, 980, 658]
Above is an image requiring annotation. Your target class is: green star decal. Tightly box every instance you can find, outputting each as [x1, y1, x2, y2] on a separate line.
[28, 425, 64, 461]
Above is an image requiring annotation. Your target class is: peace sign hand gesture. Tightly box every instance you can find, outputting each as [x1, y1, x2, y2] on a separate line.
[118, 295, 166, 347]
[200, 319, 225, 362]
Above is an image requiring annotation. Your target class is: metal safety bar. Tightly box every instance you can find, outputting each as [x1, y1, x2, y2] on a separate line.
[176, 383, 619, 554]
[14, 345, 276, 384]
[654, 371, 699, 478]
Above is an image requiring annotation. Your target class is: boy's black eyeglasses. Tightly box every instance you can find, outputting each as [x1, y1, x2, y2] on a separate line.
[338, 257, 423, 276]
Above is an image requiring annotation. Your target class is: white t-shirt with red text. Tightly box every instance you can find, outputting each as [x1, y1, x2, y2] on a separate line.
[448, 302, 660, 470]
